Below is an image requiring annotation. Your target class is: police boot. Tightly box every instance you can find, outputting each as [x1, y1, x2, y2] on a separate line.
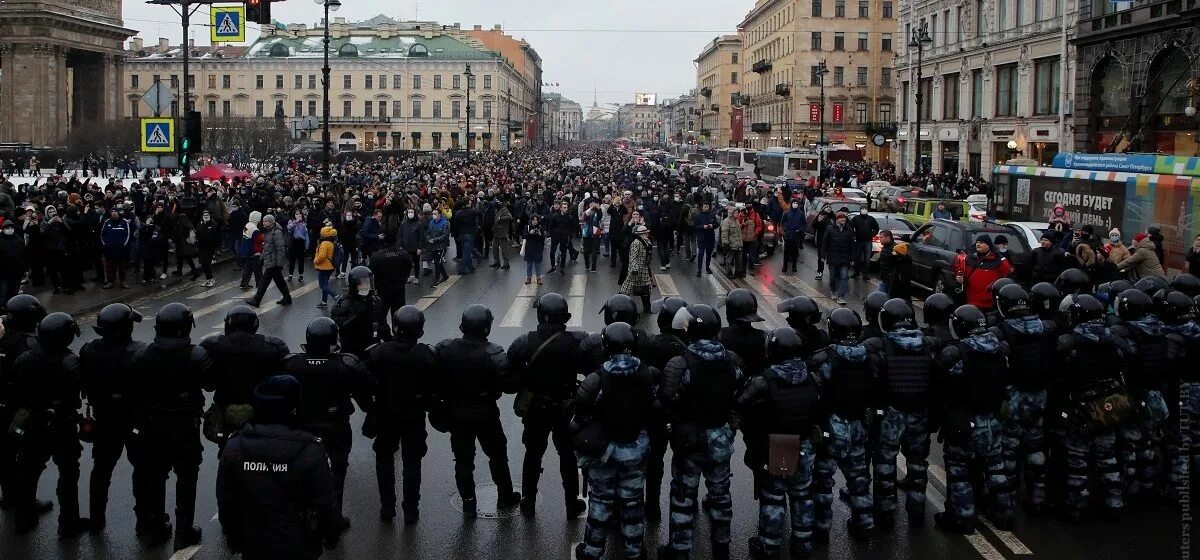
[644, 499, 661, 523]
[874, 509, 895, 530]
[1096, 506, 1121, 525]
[933, 512, 975, 534]
[789, 536, 814, 559]
[497, 490, 522, 510]
[58, 517, 90, 539]
[137, 515, 173, 547]
[747, 537, 774, 559]
[566, 497, 586, 520]
[173, 525, 201, 551]
[402, 504, 419, 525]
[380, 504, 397, 523]
[711, 541, 730, 560]
[520, 494, 536, 517]
[1022, 500, 1044, 518]
[462, 498, 478, 519]
[656, 544, 690, 560]
[846, 520, 871, 542]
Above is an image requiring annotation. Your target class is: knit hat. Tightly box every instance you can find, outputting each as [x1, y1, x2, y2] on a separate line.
[993, 234, 1009, 245]
[976, 234, 993, 247]
[422, 202, 433, 213]
[1134, 232, 1149, 243]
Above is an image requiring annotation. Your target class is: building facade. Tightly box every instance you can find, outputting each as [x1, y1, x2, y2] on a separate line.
[894, 0, 1077, 178]
[554, 97, 583, 143]
[1072, 0, 1199, 157]
[738, 0, 897, 161]
[122, 17, 539, 152]
[618, 103, 662, 143]
[695, 35, 744, 148]
[661, 93, 698, 147]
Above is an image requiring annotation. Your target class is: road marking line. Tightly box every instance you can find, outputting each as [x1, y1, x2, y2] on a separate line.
[414, 297, 438, 311]
[187, 280, 240, 300]
[517, 283, 539, 298]
[426, 275, 461, 298]
[897, 457, 1009, 560]
[500, 297, 535, 328]
[654, 274, 679, 297]
[211, 512, 219, 521]
[707, 274, 728, 295]
[253, 282, 320, 316]
[761, 294, 787, 329]
[569, 274, 587, 296]
[192, 299, 235, 320]
[567, 296, 585, 327]
[777, 274, 838, 313]
[168, 545, 201, 560]
[741, 274, 775, 296]
[926, 464, 1033, 555]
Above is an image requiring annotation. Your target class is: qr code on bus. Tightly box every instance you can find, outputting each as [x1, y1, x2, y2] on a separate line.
[1016, 178, 1030, 206]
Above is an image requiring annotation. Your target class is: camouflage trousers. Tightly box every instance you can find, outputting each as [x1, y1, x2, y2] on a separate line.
[942, 415, 1014, 525]
[1117, 389, 1169, 499]
[757, 438, 816, 554]
[1001, 388, 1048, 506]
[578, 436, 649, 559]
[814, 415, 873, 533]
[1166, 382, 1200, 496]
[872, 407, 930, 517]
[1062, 425, 1123, 513]
[665, 425, 735, 552]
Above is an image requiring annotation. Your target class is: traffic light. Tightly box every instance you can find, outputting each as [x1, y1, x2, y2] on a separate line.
[180, 110, 202, 167]
[246, 0, 272, 25]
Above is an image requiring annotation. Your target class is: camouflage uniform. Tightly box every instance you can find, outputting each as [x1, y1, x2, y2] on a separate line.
[993, 315, 1054, 508]
[869, 328, 935, 522]
[759, 440, 816, 551]
[667, 426, 736, 550]
[1112, 317, 1172, 499]
[935, 331, 1014, 528]
[1164, 320, 1200, 498]
[811, 343, 877, 535]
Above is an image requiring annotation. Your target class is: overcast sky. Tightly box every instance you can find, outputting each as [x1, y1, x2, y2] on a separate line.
[122, 0, 749, 108]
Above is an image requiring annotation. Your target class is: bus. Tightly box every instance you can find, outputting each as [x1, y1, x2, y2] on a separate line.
[755, 147, 820, 181]
[990, 152, 1200, 270]
[715, 148, 758, 172]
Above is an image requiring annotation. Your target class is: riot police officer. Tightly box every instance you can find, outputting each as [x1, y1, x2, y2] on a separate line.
[200, 305, 289, 447]
[216, 375, 343, 560]
[777, 296, 831, 359]
[130, 302, 214, 549]
[331, 266, 389, 359]
[922, 293, 956, 347]
[1029, 282, 1066, 336]
[571, 322, 660, 560]
[865, 298, 937, 529]
[719, 288, 769, 376]
[1109, 289, 1172, 501]
[861, 291, 890, 341]
[364, 305, 436, 524]
[1097, 280, 1134, 311]
[738, 327, 821, 559]
[507, 292, 588, 518]
[433, 304, 521, 518]
[658, 304, 743, 560]
[11, 312, 87, 537]
[988, 284, 1055, 516]
[1055, 268, 1092, 296]
[1053, 293, 1132, 522]
[933, 305, 1014, 533]
[1134, 275, 1169, 298]
[809, 308, 878, 542]
[1161, 290, 1200, 496]
[79, 303, 148, 531]
[281, 317, 373, 531]
[580, 294, 648, 372]
[643, 296, 689, 521]
[0, 294, 46, 509]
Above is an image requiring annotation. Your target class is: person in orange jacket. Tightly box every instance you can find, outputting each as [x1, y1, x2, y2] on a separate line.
[953, 234, 1012, 311]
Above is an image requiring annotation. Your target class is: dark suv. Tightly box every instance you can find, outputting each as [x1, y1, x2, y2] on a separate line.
[906, 219, 1032, 293]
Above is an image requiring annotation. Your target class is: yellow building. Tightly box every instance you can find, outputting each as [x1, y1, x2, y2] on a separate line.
[738, 0, 897, 160]
[122, 17, 538, 152]
[694, 35, 743, 148]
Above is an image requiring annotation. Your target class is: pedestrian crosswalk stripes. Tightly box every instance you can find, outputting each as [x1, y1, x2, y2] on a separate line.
[568, 274, 587, 297]
[499, 296, 534, 327]
[415, 275, 462, 312]
[187, 280, 242, 300]
[566, 296, 585, 327]
[897, 457, 1010, 560]
[653, 274, 679, 297]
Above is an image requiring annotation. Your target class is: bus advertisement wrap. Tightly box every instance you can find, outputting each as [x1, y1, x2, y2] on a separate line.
[1053, 152, 1200, 178]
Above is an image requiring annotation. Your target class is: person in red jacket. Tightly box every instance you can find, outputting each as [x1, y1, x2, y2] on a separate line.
[953, 234, 1012, 310]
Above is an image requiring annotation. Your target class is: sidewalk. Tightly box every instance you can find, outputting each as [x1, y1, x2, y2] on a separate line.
[21, 253, 237, 316]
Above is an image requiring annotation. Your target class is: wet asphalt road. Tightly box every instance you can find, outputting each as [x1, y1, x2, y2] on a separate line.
[1, 238, 1183, 560]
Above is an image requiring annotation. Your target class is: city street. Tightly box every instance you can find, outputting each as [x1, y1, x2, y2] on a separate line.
[1, 242, 1179, 560]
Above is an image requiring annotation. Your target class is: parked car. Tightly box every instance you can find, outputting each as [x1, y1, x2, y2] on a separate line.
[900, 198, 972, 227]
[804, 197, 865, 238]
[840, 188, 869, 204]
[905, 220, 1033, 293]
[1003, 221, 1051, 250]
[969, 202, 988, 222]
[874, 186, 925, 212]
[862, 180, 893, 199]
[868, 213, 917, 263]
[966, 194, 988, 206]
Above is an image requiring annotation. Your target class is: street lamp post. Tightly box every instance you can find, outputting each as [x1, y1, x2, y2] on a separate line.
[464, 64, 473, 151]
[908, 21, 933, 174]
[815, 60, 829, 176]
[315, 0, 340, 194]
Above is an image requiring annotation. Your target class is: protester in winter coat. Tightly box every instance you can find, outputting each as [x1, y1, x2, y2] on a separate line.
[522, 214, 546, 285]
[313, 226, 338, 307]
[1104, 228, 1131, 265]
[954, 234, 1012, 310]
[1117, 233, 1166, 281]
[99, 208, 132, 289]
[1188, 234, 1200, 276]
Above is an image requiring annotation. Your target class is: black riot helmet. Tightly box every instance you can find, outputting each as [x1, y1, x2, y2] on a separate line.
[995, 284, 1032, 319]
[224, 305, 260, 335]
[37, 312, 80, 352]
[879, 298, 917, 331]
[863, 291, 889, 327]
[392, 305, 425, 339]
[827, 308, 863, 344]
[766, 327, 805, 362]
[777, 296, 821, 329]
[1059, 293, 1106, 327]
[949, 305, 989, 339]
[5, 294, 47, 332]
[653, 297, 689, 333]
[93, 303, 142, 338]
[348, 266, 376, 296]
[1134, 275, 1169, 297]
[461, 304, 495, 338]
[601, 321, 639, 356]
[923, 293, 956, 327]
[601, 294, 639, 326]
[154, 302, 195, 338]
[1097, 280, 1134, 307]
[536, 293, 570, 325]
[1114, 288, 1153, 321]
[725, 288, 763, 324]
[988, 277, 1018, 297]
[1158, 290, 1196, 325]
[304, 317, 339, 355]
[672, 304, 722, 341]
[1029, 282, 1063, 320]
[1054, 268, 1092, 296]
[1170, 273, 1200, 298]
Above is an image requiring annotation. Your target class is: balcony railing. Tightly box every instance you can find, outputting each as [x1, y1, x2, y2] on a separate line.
[752, 59, 772, 73]
[710, 104, 719, 112]
[700, 86, 713, 97]
[864, 121, 899, 135]
[751, 122, 772, 133]
[775, 84, 791, 96]
[329, 116, 393, 124]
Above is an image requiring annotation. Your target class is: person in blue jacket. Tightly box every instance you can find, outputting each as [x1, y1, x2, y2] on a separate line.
[693, 200, 718, 277]
[100, 207, 133, 289]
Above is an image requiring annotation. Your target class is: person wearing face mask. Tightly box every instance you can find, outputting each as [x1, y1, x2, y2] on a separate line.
[426, 208, 451, 285]
[780, 198, 807, 273]
[196, 210, 221, 287]
[821, 212, 856, 305]
[39, 205, 72, 294]
[286, 210, 310, 282]
[0, 220, 26, 301]
[99, 207, 132, 289]
[848, 208, 880, 279]
[1104, 228, 1131, 265]
[398, 207, 427, 284]
[337, 211, 361, 277]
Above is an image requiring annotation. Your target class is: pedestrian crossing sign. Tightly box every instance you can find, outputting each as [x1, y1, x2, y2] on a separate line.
[140, 118, 176, 153]
[210, 5, 246, 43]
